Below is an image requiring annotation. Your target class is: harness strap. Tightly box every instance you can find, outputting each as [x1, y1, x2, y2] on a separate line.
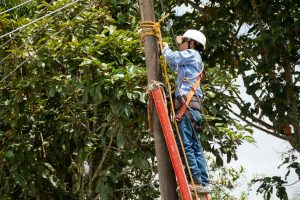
[176, 74, 202, 121]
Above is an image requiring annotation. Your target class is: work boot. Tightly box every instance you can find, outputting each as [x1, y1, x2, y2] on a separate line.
[189, 184, 210, 194]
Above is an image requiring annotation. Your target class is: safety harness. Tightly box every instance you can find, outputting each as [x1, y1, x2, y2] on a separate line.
[175, 72, 203, 121]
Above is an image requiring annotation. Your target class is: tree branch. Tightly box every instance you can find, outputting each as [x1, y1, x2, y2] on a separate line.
[183, 0, 212, 20]
[92, 103, 99, 136]
[91, 129, 116, 182]
[66, 105, 91, 135]
[115, 182, 153, 192]
[226, 105, 286, 140]
[283, 179, 300, 187]
[285, 134, 300, 153]
[250, 0, 269, 64]
[89, 129, 116, 199]
[230, 88, 264, 121]
[229, 32, 261, 66]
[223, 93, 274, 131]
[239, 72, 261, 103]
[293, 74, 300, 86]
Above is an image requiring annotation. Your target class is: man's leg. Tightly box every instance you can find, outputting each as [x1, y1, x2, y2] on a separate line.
[190, 110, 209, 186]
[176, 115, 202, 184]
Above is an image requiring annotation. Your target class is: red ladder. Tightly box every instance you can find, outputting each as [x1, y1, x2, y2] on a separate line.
[150, 84, 193, 200]
[150, 84, 211, 200]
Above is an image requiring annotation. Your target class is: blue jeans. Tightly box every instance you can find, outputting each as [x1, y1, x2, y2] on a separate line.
[175, 109, 209, 186]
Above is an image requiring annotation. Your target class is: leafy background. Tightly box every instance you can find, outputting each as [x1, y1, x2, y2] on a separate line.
[0, 0, 299, 199]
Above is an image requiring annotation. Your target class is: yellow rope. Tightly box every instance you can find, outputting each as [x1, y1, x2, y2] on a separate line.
[141, 21, 160, 39]
[141, 15, 199, 199]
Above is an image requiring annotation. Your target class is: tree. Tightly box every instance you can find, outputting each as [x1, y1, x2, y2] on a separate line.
[0, 1, 158, 199]
[0, 0, 253, 199]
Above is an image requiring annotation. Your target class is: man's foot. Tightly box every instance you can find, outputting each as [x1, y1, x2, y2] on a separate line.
[189, 184, 210, 194]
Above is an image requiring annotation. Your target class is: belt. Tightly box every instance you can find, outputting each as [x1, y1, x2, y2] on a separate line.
[174, 95, 201, 111]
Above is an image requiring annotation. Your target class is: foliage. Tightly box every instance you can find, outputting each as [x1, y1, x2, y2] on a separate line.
[0, 1, 159, 199]
[0, 0, 42, 18]
[252, 176, 288, 200]
[207, 154, 247, 200]
[0, 0, 254, 199]
[252, 150, 300, 200]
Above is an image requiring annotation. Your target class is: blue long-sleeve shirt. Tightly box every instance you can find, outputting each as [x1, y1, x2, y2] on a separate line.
[162, 46, 204, 99]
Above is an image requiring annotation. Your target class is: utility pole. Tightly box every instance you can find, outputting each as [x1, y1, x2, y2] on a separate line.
[138, 0, 178, 199]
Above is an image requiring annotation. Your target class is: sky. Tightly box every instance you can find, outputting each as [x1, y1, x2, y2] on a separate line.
[230, 128, 300, 199]
[229, 77, 300, 199]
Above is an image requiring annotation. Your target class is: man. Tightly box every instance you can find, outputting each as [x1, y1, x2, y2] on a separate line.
[162, 29, 210, 194]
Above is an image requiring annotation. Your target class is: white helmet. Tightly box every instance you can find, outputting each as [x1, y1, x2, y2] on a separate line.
[182, 29, 206, 49]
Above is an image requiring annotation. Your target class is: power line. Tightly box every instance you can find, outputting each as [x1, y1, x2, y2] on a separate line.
[0, 0, 56, 49]
[0, 9, 62, 65]
[0, 0, 34, 15]
[0, 0, 81, 40]
[1, 1, 92, 83]
[0, 0, 59, 64]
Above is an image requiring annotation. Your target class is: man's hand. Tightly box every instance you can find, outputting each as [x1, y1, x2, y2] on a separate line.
[162, 42, 168, 48]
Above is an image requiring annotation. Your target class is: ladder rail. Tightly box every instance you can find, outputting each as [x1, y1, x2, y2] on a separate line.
[150, 84, 193, 200]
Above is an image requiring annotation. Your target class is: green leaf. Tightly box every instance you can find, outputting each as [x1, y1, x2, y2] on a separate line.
[243, 135, 255, 143]
[91, 57, 101, 66]
[5, 150, 14, 158]
[117, 133, 125, 149]
[14, 174, 27, 188]
[216, 152, 224, 166]
[48, 87, 56, 97]
[139, 92, 146, 103]
[80, 58, 92, 66]
[49, 175, 58, 188]
[100, 182, 108, 200]
[104, 25, 116, 35]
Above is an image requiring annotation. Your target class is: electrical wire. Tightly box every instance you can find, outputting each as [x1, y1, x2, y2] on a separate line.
[0, 1, 92, 83]
[0, 0, 56, 49]
[0, 1, 64, 63]
[0, 0, 34, 15]
[0, 13, 59, 66]
[0, 0, 56, 60]
[0, 0, 81, 40]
